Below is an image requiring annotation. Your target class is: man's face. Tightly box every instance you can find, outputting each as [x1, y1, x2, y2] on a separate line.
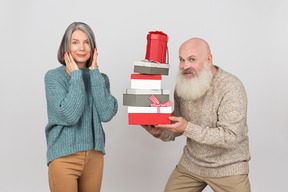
[178, 42, 209, 79]
[175, 40, 213, 100]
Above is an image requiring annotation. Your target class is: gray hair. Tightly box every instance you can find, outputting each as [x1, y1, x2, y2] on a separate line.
[57, 22, 97, 67]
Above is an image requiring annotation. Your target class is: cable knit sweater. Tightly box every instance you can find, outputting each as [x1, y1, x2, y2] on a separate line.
[44, 66, 118, 165]
[160, 67, 251, 178]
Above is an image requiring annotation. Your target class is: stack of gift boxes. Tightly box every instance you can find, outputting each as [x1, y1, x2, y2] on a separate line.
[123, 31, 173, 125]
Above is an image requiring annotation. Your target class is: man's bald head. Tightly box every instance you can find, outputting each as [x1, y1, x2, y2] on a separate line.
[180, 37, 211, 56]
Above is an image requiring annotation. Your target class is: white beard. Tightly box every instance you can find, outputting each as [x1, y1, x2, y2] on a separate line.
[175, 63, 213, 100]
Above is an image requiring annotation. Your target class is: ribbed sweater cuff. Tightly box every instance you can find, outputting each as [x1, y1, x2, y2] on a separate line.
[90, 69, 104, 85]
[160, 129, 175, 141]
[183, 122, 199, 139]
[70, 69, 82, 80]
[90, 68, 99, 72]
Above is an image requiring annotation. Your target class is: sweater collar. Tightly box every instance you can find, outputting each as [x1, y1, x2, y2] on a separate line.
[212, 65, 221, 81]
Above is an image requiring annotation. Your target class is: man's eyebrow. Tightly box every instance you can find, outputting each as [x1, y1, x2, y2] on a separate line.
[179, 55, 196, 59]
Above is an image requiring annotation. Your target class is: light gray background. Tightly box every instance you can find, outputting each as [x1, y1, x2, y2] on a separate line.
[1, 0, 287, 191]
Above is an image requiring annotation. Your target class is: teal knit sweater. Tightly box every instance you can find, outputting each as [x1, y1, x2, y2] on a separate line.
[44, 66, 118, 165]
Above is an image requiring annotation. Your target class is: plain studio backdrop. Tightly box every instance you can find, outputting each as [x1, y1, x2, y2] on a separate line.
[1, 0, 287, 191]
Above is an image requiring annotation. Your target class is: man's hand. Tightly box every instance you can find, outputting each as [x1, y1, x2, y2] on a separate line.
[155, 116, 188, 134]
[141, 125, 162, 138]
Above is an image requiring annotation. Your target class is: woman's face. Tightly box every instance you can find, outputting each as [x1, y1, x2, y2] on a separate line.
[69, 30, 91, 66]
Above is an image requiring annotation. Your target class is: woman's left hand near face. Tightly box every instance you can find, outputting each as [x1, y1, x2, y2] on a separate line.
[91, 48, 98, 70]
[64, 52, 79, 76]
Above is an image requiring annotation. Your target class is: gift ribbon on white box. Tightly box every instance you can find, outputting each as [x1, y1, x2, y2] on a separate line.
[149, 95, 172, 113]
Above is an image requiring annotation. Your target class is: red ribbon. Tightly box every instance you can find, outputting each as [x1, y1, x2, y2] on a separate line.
[149, 95, 172, 113]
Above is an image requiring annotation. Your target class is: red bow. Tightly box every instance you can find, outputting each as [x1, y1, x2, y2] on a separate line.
[149, 95, 172, 113]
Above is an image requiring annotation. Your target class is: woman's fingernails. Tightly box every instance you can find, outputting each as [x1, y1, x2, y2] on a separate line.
[68, 53, 70, 56]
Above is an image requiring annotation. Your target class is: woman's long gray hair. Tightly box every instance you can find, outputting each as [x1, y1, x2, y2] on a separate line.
[57, 22, 96, 67]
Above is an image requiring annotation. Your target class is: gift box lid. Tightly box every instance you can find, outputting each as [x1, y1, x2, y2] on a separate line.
[134, 65, 169, 76]
[147, 31, 168, 41]
[123, 93, 170, 107]
[134, 60, 170, 68]
[131, 74, 162, 80]
[126, 89, 170, 95]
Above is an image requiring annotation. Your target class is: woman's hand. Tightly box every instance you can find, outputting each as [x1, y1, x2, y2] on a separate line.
[141, 125, 162, 138]
[64, 52, 79, 76]
[91, 48, 98, 70]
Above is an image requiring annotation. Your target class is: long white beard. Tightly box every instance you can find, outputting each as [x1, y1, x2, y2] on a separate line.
[175, 63, 213, 100]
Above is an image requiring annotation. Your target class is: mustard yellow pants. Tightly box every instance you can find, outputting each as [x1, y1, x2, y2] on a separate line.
[164, 164, 251, 192]
[48, 149, 104, 192]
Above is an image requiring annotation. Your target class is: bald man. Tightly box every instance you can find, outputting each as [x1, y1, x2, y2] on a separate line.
[142, 38, 251, 192]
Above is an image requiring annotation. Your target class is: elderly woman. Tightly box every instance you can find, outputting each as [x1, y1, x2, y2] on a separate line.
[44, 22, 118, 192]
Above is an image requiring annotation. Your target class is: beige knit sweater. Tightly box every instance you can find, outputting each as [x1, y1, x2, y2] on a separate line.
[160, 67, 251, 178]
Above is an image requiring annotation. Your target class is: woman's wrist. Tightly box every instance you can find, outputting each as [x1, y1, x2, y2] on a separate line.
[91, 63, 98, 70]
[91, 66, 98, 70]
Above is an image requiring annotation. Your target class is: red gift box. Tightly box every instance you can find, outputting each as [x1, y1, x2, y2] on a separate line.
[131, 74, 162, 80]
[145, 31, 169, 64]
[128, 113, 172, 125]
[128, 105, 173, 125]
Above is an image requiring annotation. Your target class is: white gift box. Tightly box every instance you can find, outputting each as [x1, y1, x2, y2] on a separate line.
[130, 74, 162, 89]
[128, 106, 173, 113]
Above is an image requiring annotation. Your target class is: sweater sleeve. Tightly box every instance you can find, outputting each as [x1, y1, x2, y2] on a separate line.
[90, 69, 118, 122]
[160, 90, 183, 141]
[183, 80, 248, 149]
[44, 69, 86, 125]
